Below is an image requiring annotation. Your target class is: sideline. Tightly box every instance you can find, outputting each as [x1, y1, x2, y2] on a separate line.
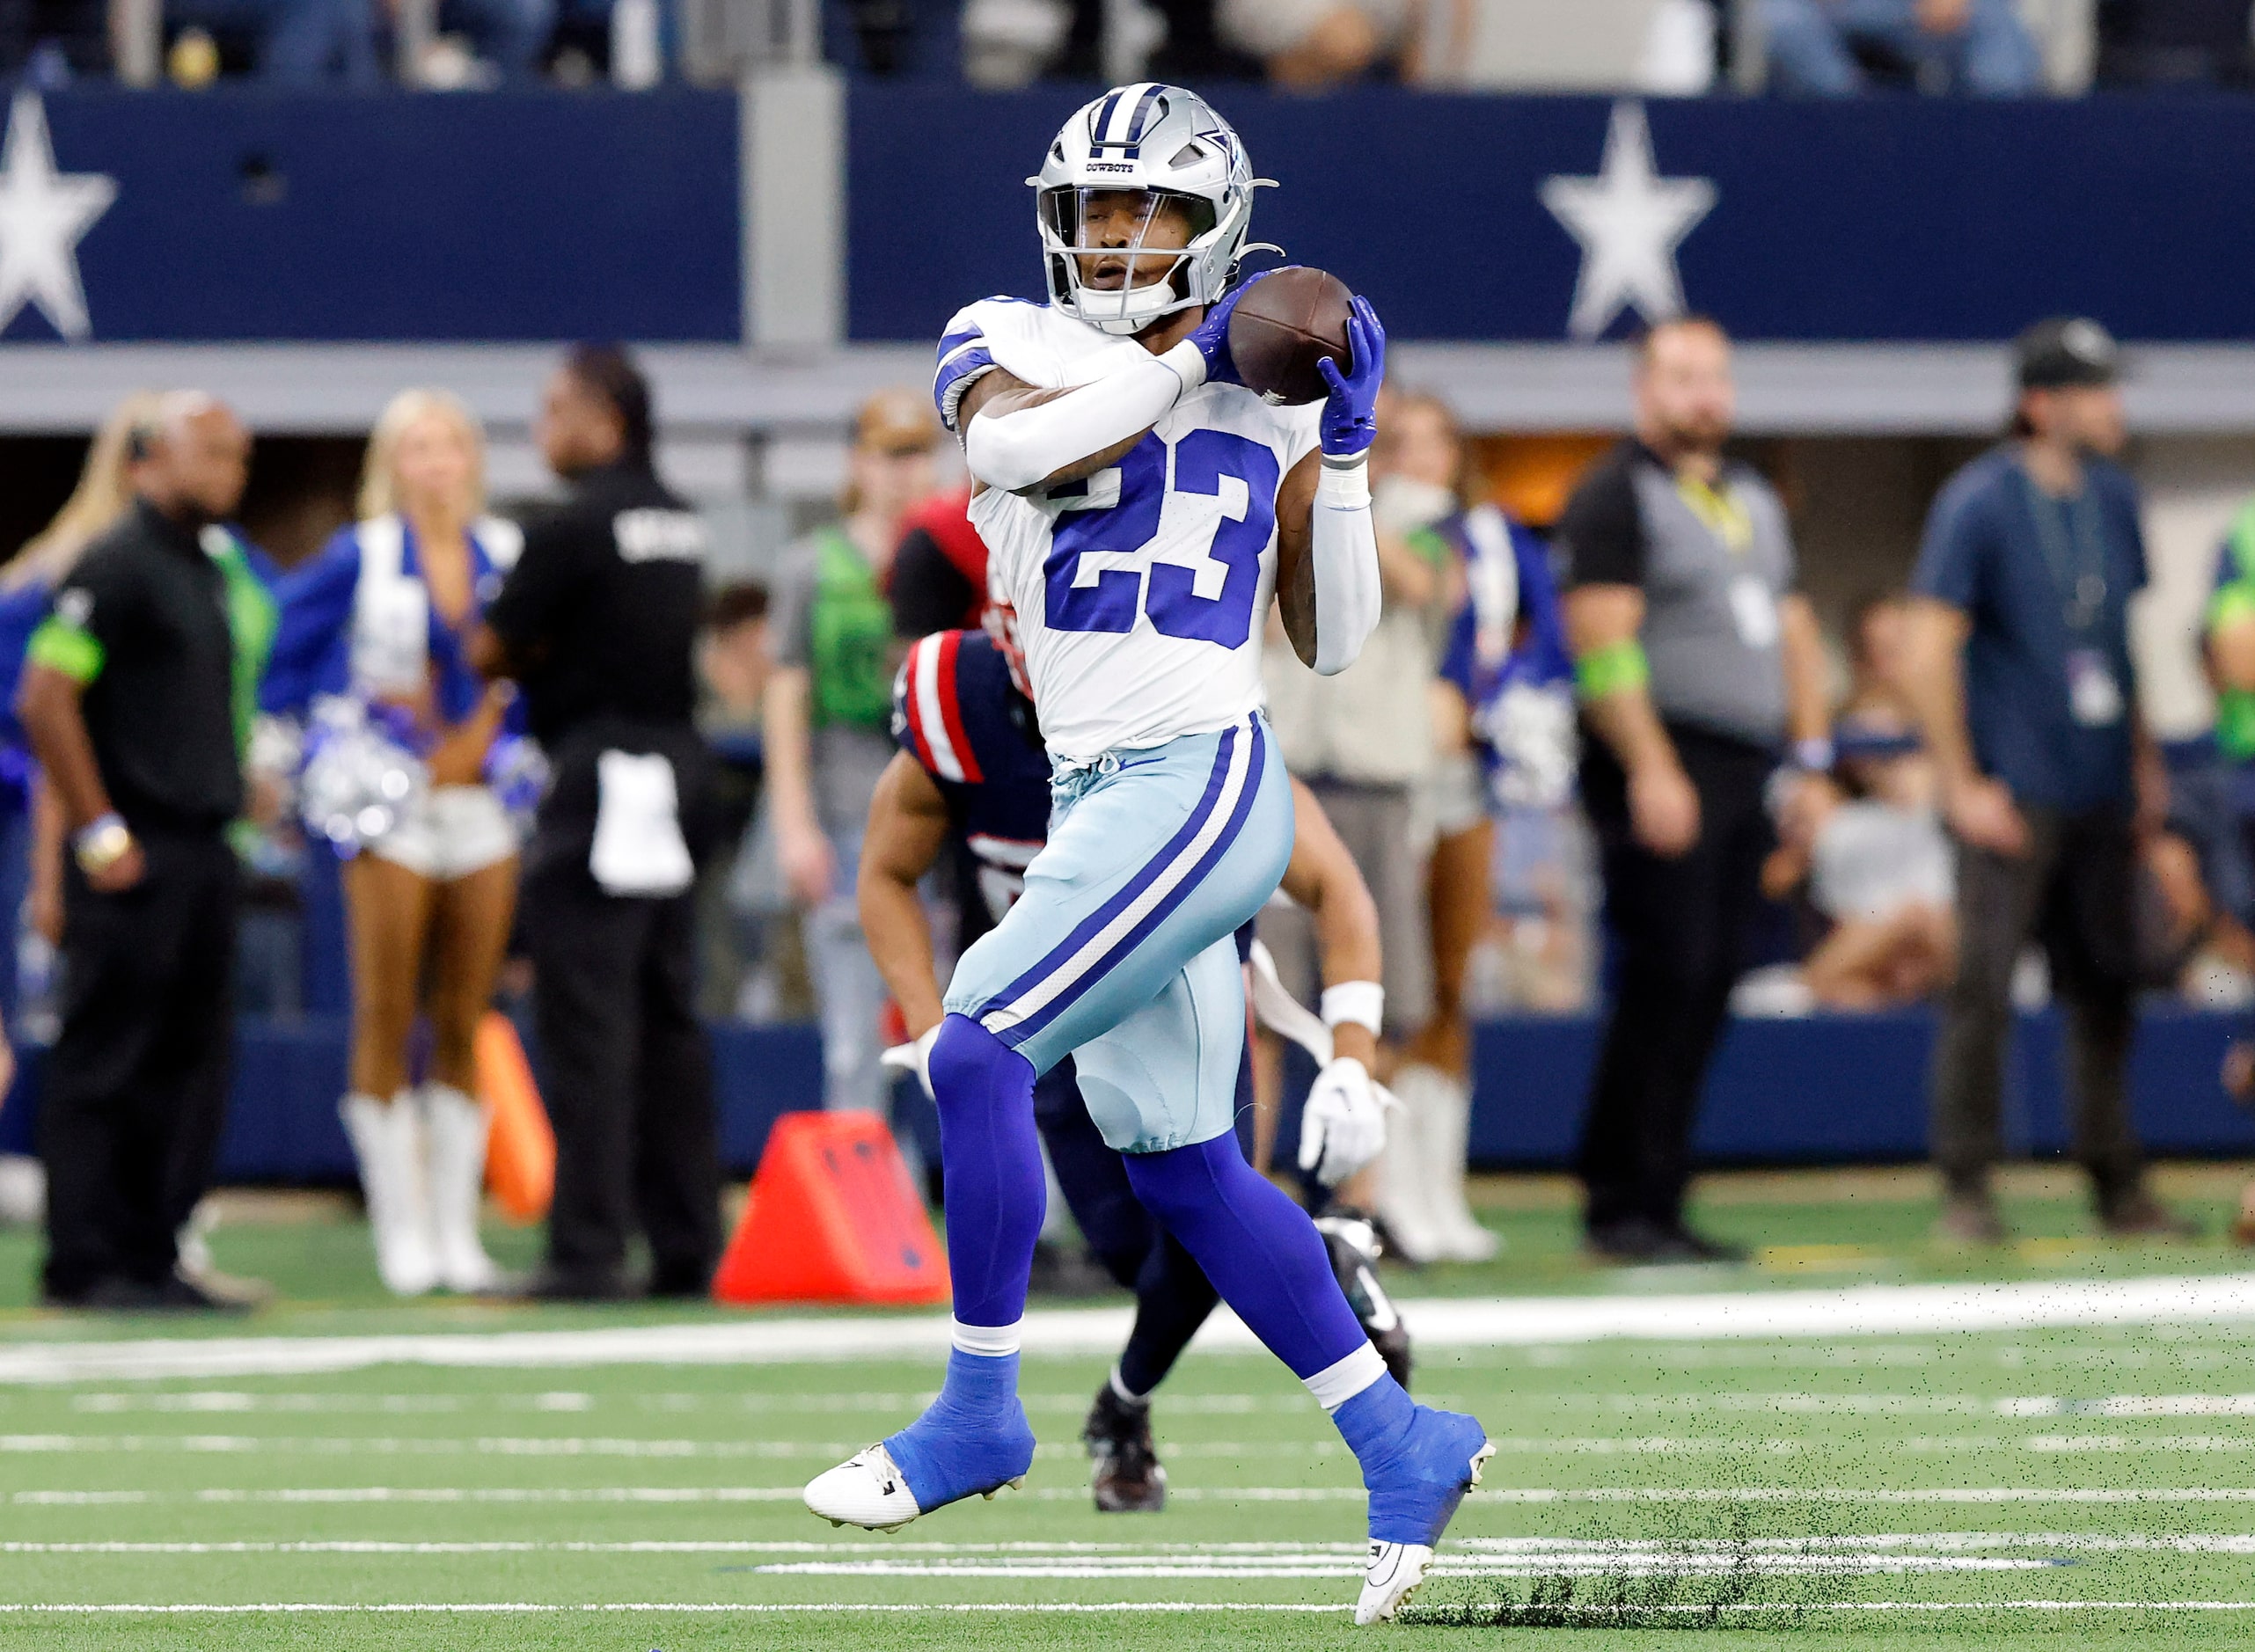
[2, 1272, 2252, 1383]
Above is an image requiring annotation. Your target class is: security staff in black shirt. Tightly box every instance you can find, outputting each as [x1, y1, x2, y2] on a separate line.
[473, 345, 723, 1300]
[18, 394, 251, 1311]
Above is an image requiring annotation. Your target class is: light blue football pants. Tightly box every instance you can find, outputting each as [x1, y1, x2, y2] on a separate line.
[941, 712, 1292, 1155]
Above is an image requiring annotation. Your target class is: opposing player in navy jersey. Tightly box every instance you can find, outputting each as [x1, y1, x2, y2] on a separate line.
[865, 626, 1411, 1511]
[805, 83, 1489, 1622]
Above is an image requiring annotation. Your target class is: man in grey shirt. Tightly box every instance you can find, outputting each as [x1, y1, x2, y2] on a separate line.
[1556, 317, 1835, 1264]
[759, 391, 940, 1123]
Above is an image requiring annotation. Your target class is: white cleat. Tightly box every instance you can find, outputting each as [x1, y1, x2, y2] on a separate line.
[804, 1443, 925, 1532]
[1356, 1540, 1433, 1625]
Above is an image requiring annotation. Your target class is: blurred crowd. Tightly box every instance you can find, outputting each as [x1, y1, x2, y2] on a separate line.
[12, 302, 2255, 1293]
[8, 0, 2255, 93]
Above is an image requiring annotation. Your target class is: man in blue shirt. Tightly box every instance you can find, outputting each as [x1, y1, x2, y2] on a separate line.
[1901, 318, 2187, 1245]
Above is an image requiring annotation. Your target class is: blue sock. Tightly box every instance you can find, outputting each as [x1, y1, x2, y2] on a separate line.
[1121, 1131, 1365, 1379]
[928, 1013, 1044, 1329]
[1336, 1373, 1489, 1546]
[883, 1347, 1036, 1509]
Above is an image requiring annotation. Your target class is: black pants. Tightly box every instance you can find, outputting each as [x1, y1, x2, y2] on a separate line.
[1930, 806, 2146, 1208]
[522, 859, 722, 1290]
[40, 830, 238, 1298]
[1577, 727, 1776, 1234]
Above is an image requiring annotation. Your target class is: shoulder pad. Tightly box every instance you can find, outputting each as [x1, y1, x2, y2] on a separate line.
[895, 630, 988, 786]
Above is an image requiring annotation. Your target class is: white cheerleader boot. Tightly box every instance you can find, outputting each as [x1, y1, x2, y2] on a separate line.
[1397, 1064, 1499, 1263]
[1373, 1084, 1443, 1266]
[340, 1093, 439, 1296]
[421, 1084, 507, 1294]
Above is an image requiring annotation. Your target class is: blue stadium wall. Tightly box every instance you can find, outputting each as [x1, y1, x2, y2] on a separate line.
[16, 86, 2255, 345]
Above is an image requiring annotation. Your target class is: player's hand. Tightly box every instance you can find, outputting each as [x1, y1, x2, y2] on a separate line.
[1316, 295, 1386, 460]
[1299, 1056, 1392, 1188]
[779, 824, 836, 909]
[1184, 274, 1264, 387]
[86, 839, 146, 895]
[1774, 770, 1839, 855]
[1947, 774, 2028, 858]
[880, 1024, 942, 1101]
[1629, 759, 1700, 858]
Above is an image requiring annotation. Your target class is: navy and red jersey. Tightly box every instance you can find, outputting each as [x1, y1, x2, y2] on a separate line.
[893, 628, 1052, 920]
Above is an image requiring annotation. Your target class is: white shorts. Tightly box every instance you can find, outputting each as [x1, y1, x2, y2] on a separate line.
[1216, 0, 1406, 59]
[367, 784, 519, 882]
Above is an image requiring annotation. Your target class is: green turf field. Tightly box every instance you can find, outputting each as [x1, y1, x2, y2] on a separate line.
[4, 1166, 2255, 1649]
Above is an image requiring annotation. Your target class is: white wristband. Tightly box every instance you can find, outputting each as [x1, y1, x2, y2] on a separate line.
[1320, 980, 1384, 1036]
[1314, 452, 1372, 509]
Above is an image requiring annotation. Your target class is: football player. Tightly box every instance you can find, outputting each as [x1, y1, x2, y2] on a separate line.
[803, 83, 1489, 1624]
[863, 625, 1413, 1512]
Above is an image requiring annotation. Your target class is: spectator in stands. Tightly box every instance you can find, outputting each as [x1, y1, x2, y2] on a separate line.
[18, 393, 253, 1311]
[1259, 386, 1455, 1254]
[1774, 713, 1958, 1009]
[2096, 0, 2252, 86]
[1557, 316, 1835, 1265]
[760, 389, 938, 1136]
[1900, 317, 2189, 1245]
[474, 344, 723, 1300]
[168, 0, 384, 85]
[1763, 0, 2043, 94]
[261, 390, 523, 1299]
[1217, 0, 1405, 86]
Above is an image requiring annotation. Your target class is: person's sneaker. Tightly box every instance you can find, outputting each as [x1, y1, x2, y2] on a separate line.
[1666, 1225, 1749, 1265]
[154, 1272, 255, 1314]
[1318, 1213, 1413, 1390]
[519, 1264, 640, 1302]
[803, 1442, 929, 1532]
[41, 1276, 168, 1312]
[1081, 1382, 1165, 1513]
[1351, 1401, 1493, 1626]
[1583, 1217, 1680, 1263]
[1933, 1190, 2009, 1246]
[2101, 1194, 2200, 1240]
[809, 1353, 1036, 1531]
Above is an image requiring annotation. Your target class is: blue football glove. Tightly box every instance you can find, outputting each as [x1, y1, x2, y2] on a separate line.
[1317, 295, 1387, 460]
[1183, 273, 1267, 388]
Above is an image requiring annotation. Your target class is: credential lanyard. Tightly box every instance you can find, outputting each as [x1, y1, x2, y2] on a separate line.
[2021, 470, 2109, 636]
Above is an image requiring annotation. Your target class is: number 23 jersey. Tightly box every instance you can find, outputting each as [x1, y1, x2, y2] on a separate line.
[935, 296, 1321, 763]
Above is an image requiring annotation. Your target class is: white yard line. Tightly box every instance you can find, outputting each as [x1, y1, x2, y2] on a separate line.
[4, 1273, 2254, 1382]
[9, 1600, 2255, 1615]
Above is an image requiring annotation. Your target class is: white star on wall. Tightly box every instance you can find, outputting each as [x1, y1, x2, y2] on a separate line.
[1540, 102, 1716, 342]
[0, 91, 115, 341]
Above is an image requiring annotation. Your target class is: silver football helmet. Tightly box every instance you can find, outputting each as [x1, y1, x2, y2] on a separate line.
[1029, 83, 1272, 337]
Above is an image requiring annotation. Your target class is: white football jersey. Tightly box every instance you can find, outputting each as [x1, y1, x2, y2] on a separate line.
[936, 297, 1322, 762]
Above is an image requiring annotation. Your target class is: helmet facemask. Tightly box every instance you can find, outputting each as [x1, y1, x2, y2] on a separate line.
[1031, 84, 1266, 339]
[1040, 186, 1224, 336]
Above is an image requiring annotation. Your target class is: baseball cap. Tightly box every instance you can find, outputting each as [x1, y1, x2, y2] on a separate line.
[2015, 317, 2120, 391]
[854, 387, 941, 455]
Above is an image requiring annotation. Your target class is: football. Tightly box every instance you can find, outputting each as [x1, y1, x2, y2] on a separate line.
[1227, 267, 1355, 406]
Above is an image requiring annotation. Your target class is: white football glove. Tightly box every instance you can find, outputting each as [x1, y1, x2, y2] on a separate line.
[1298, 1056, 1393, 1188]
[879, 1024, 942, 1101]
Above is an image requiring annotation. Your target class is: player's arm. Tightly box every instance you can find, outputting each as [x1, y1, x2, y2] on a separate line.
[951, 295, 1249, 496]
[857, 751, 955, 1039]
[1270, 776, 1390, 1188]
[1271, 298, 1386, 676]
[1278, 776, 1381, 1075]
[1563, 582, 1697, 858]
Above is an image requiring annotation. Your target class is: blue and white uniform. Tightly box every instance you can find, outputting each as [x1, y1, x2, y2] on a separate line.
[1439, 504, 1578, 815]
[932, 297, 1311, 1151]
[262, 514, 526, 881]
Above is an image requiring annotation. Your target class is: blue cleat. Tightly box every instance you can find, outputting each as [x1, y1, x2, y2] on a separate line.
[803, 1349, 1036, 1531]
[1332, 1378, 1492, 1625]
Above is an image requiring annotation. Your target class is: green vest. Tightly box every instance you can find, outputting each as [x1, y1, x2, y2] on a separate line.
[205, 527, 277, 758]
[2210, 502, 2255, 763]
[809, 528, 895, 731]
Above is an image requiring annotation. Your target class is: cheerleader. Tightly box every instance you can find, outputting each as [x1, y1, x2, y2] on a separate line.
[262, 390, 523, 1295]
